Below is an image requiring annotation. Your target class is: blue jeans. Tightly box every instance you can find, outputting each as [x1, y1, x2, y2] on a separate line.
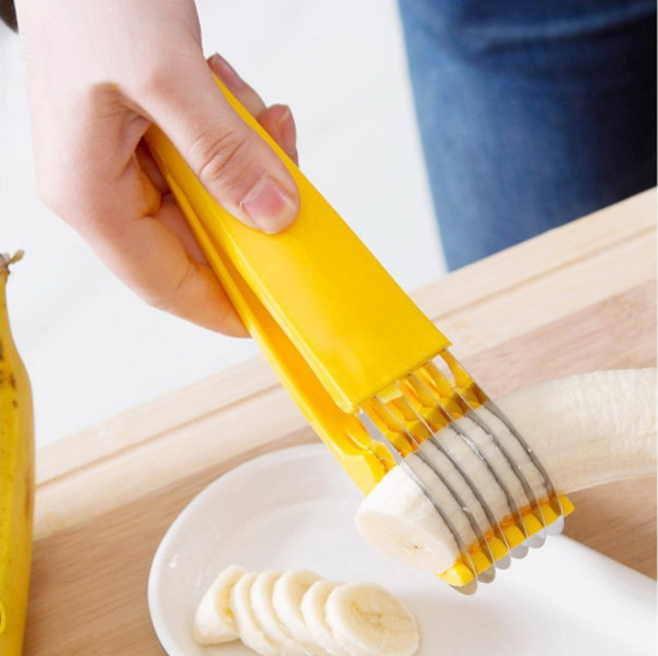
[399, 0, 657, 270]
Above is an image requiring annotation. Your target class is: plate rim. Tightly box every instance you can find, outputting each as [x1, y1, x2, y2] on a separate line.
[147, 444, 327, 655]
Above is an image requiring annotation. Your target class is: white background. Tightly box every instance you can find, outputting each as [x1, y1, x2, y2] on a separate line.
[0, 0, 445, 447]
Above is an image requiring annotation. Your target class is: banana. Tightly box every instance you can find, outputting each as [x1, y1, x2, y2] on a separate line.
[192, 564, 245, 644]
[498, 369, 657, 492]
[194, 566, 420, 656]
[251, 570, 308, 656]
[300, 580, 350, 656]
[324, 583, 419, 656]
[355, 369, 657, 575]
[272, 569, 326, 655]
[0, 252, 35, 656]
[231, 571, 281, 656]
[353, 461, 457, 575]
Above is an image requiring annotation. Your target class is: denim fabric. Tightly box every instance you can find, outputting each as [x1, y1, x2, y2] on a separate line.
[399, 0, 657, 270]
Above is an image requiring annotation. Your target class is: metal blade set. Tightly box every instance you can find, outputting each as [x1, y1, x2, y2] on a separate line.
[359, 351, 572, 594]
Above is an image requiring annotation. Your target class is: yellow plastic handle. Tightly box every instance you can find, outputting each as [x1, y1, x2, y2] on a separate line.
[163, 176, 394, 493]
[145, 76, 449, 414]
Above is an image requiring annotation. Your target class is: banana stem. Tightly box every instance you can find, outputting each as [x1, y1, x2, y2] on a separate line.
[0, 251, 24, 272]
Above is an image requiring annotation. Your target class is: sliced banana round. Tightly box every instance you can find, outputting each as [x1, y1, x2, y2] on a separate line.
[251, 570, 308, 656]
[355, 369, 657, 575]
[231, 571, 280, 656]
[354, 465, 456, 574]
[192, 564, 245, 644]
[325, 583, 419, 656]
[272, 569, 327, 655]
[301, 580, 351, 656]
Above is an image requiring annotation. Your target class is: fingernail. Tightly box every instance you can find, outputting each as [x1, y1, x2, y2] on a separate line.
[240, 174, 298, 233]
[209, 53, 244, 90]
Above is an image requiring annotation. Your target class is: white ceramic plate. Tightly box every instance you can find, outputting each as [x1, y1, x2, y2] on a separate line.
[148, 444, 656, 656]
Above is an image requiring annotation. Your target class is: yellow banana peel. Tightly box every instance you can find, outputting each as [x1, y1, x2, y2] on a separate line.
[0, 252, 34, 655]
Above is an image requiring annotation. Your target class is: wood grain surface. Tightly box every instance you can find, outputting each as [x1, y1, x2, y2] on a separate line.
[24, 190, 657, 655]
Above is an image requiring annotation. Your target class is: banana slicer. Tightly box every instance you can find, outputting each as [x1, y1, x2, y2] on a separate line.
[144, 77, 574, 594]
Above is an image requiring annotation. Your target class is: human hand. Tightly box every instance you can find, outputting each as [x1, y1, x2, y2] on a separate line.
[15, 0, 300, 334]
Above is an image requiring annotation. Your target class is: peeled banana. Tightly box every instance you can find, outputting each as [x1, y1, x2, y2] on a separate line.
[0, 252, 35, 656]
[301, 580, 349, 656]
[271, 569, 323, 655]
[192, 563, 245, 644]
[193, 565, 420, 656]
[324, 583, 419, 656]
[232, 572, 280, 656]
[355, 368, 657, 576]
[252, 571, 308, 656]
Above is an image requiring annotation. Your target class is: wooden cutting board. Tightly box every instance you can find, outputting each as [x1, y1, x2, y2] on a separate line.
[25, 190, 656, 655]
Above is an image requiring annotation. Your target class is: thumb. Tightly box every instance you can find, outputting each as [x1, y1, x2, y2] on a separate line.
[141, 59, 299, 234]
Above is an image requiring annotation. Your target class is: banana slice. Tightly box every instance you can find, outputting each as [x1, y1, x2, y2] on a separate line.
[231, 571, 280, 656]
[192, 564, 245, 644]
[272, 569, 326, 655]
[353, 464, 457, 574]
[355, 369, 657, 575]
[325, 583, 419, 656]
[251, 570, 308, 656]
[300, 580, 350, 656]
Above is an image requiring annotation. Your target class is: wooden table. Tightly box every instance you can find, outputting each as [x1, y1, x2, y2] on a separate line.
[26, 190, 656, 654]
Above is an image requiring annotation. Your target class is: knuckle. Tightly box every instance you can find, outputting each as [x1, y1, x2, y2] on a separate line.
[35, 157, 85, 223]
[143, 287, 176, 314]
[188, 130, 251, 190]
[35, 166, 71, 218]
[35, 159, 104, 235]
[35, 172, 62, 212]
[143, 262, 194, 314]
[132, 62, 176, 99]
